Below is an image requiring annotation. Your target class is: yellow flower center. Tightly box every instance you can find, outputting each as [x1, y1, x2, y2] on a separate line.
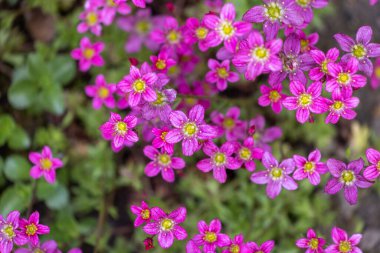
[269, 90, 281, 102]
[97, 87, 109, 99]
[83, 48, 95, 59]
[339, 241, 352, 253]
[337, 73, 351, 85]
[204, 232, 217, 243]
[155, 59, 166, 70]
[167, 30, 180, 44]
[160, 131, 168, 140]
[220, 22, 235, 37]
[252, 46, 269, 61]
[158, 154, 171, 166]
[351, 44, 367, 59]
[141, 209, 150, 220]
[270, 167, 283, 179]
[196, 27, 208, 39]
[86, 12, 98, 26]
[300, 39, 309, 50]
[341, 170, 355, 184]
[333, 101, 344, 110]
[185, 98, 197, 106]
[265, 2, 283, 21]
[377, 161, 380, 170]
[217, 67, 229, 79]
[304, 161, 315, 172]
[214, 152, 226, 166]
[183, 122, 198, 137]
[239, 147, 252, 161]
[152, 92, 166, 106]
[161, 218, 174, 231]
[40, 158, 52, 170]
[321, 60, 329, 73]
[298, 93, 312, 107]
[223, 118, 235, 129]
[133, 79, 146, 92]
[296, 0, 311, 7]
[26, 223, 38, 236]
[309, 238, 319, 250]
[34, 249, 44, 253]
[375, 67, 380, 79]
[116, 121, 127, 134]
[230, 244, 240, 253]
[136, 21, 151, 33]
[2, 225, 15, 239]
[107, 0, 116, 6]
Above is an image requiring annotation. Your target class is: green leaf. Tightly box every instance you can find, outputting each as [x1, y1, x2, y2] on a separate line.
[0, 184, 31, 215]
[37, 181, 69, 209]
[7, 126, 31, 150]
[43, 84, 65, 115]
[0, 115, 15, 146]
[8, 79, 38, 109]
[3, 155, 30, 182]
[51, 56, 75, 86]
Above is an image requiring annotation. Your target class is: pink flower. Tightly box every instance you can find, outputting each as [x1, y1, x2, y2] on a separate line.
[18, 212, 50, 247]
[246, 240, 275, 253]
[15, 240, 59, 253]
[143, 145, 185, 183]
[325, 89, 359, 124]
[363, 148, 380, 181]
[166, 105, 217, 156]
[117, 63, 158, 107]
[100, 0, 131, 25]
[151, 127, 174, 154]
[130, 201, 152, 227]
[293, 149, 328, 185]
[232, 31, 283, 80]
[203, 3, 251, 52]
[29, 146, 63, 184]
[143, 207, 187, 249]
[325, 227, 362, 253]
[211, 106, 247, 141]
[296, 228, 325, 253]
[184, 17, 210, 52]
[325, 158, 372, 205]
[233, 137, 263, 172]
[282, 80, 328, 124]
[370, 0, 378, 5]
[293, 0, 328, 24]
[186, 240, 201, 253]
[150, 50, 176, 73]
[248, 115, 282, 152]
[193, 219, 230, 252]
[251, 152, 297, 199]
[258, 82, 286, 114]
[197, 141, 240, 183]
[326, 58, 366, 96]
[309, 48, 340, 81]
[222, 234, 246, 253]
[297, 31, 320, 53]
[0, 211, 26, 253]
[113, 0, 147, 8]
[77, 7, 103, 36]
[141, 87, 177, 123]
[71, 37, 105, 72]
[99, 112, 139, 151]
[370, 57, 380, 89]
[205, 59, 239, 91]
[85, 74, 116, 110]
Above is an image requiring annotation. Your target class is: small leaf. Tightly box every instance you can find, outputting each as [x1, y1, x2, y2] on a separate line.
[8, 79, 38, 109]
[0, 184, 31, 214]
[3, 155, 31, 182]
[7, 126, 31, 150]
[51, 55, 75, 86]
[43, 84, 65, 115]
[0, 115, 15, 146]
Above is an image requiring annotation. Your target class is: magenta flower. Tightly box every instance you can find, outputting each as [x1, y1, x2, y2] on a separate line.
[130, 201, 152, 227]
[0, 211, 27, 253]
[309, 48, 340, 81]
[325, 89, 359, 124]
[186, 240, 201, 253]
[363, 148, 380, 181]
[197, 141, 240, 183]
[248, 115, 282, 152]
[100, 0, 131, 25]
[205, 59, 239, 91]
[370, 0, 378, 5]
[232, 31, 283, 80]
[282, 80, 328, 124]
[15, 240, 59, 253]
[297, 31, 319, 54]
[77, 7, 103, 36]
[143, 207, 187, 249]
[246, 240, 275, 253]
[193, 219, 230, 252]
[71, 37, 105, 72]
[258, 82, 286, 114]
[370, 57, 380, 89]
[211, 106, 247, 141]
[151, 127, 174, 154]
[243, 0, 303, 40]
[99, 112, 139, 151]
[150, 49, 176, 73]
[166, 105, 217, 156]
[114, 0, 147, 8]
[251, 152, 297, 199]
[143, 145, 185, 183]
[29, 146, 63, 184]
[141, 87, 177, 123]
[184, 17, 210, 52]
[334, 25, 380, 76]
[222, 234, 245, 253]
[293, 0, 328, 24]
[85, 74, 116, 110]
[325, 158, 372, 205]
[293, 149, 328, 185]
[18, 212, 49, 247]
[325, 227, 362, 253]
[326, 59, 366, 95]
[234, 137, 264, 172]
[296, 228, 325, 253]
[117, 63, 158, 107]
[203, 3, 251, 52]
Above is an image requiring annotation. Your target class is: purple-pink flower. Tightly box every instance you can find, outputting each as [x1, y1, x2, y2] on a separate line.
[150, 49, 176, 73]
[293, 149, 328, 185]
[0, 211, 26, 253]
[15, 240, 59, 253]
[18, 212, 50, 247]
[309, 47, 339, 81]
[370, 57, 380, 89]
[293, 0, 328, 24]
[251, 152, 297, 199]
[29, 146, 63, 184]
[85, 74, 116, 110]
[184, 17, 210, 52]
[296, 228, 325, 253]
[222, 234, 245, 253]
[143, 207, 187, 249]
[166, 105, 217, 156]
[248, 115, 282, 152]
[99, 112, 139, 151]
[71, 37, 105, 72]
[258, 81, 286, 114]
[363, 148, 380, 181]
[143, 145, 185, 183]
[211, 107, 247, 141]
[197, 141, 240, 183]
[205, 59, 239, 91]
[325, 227, 362, 253]
[297, 31, 319, 54]
[325, 158, 372, 205]
[234, 137, 263, 172]
[246, 240, 275, 253]
[77, 7, 103, 36]
[325, 89, 359, 124]
[130, 201, 152, 227]
[99, 0, 131, 25]
[192, 219, 230, 252]
[151, 127, 174, 154]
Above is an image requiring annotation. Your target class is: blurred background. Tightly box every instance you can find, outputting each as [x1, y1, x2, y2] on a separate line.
[0, 0, 380, 252]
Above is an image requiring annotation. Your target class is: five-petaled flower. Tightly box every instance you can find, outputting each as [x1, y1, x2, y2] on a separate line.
[293, 149, 328, 185]
[325, 227, 363, 253]
[131, 201, 152, 227]
[19, 212, 50, 247]
[29, 146, 63, 184]
[71, 37, 105, 72]
[296, 228, 325, 253]
[192, 219, 230, 252]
